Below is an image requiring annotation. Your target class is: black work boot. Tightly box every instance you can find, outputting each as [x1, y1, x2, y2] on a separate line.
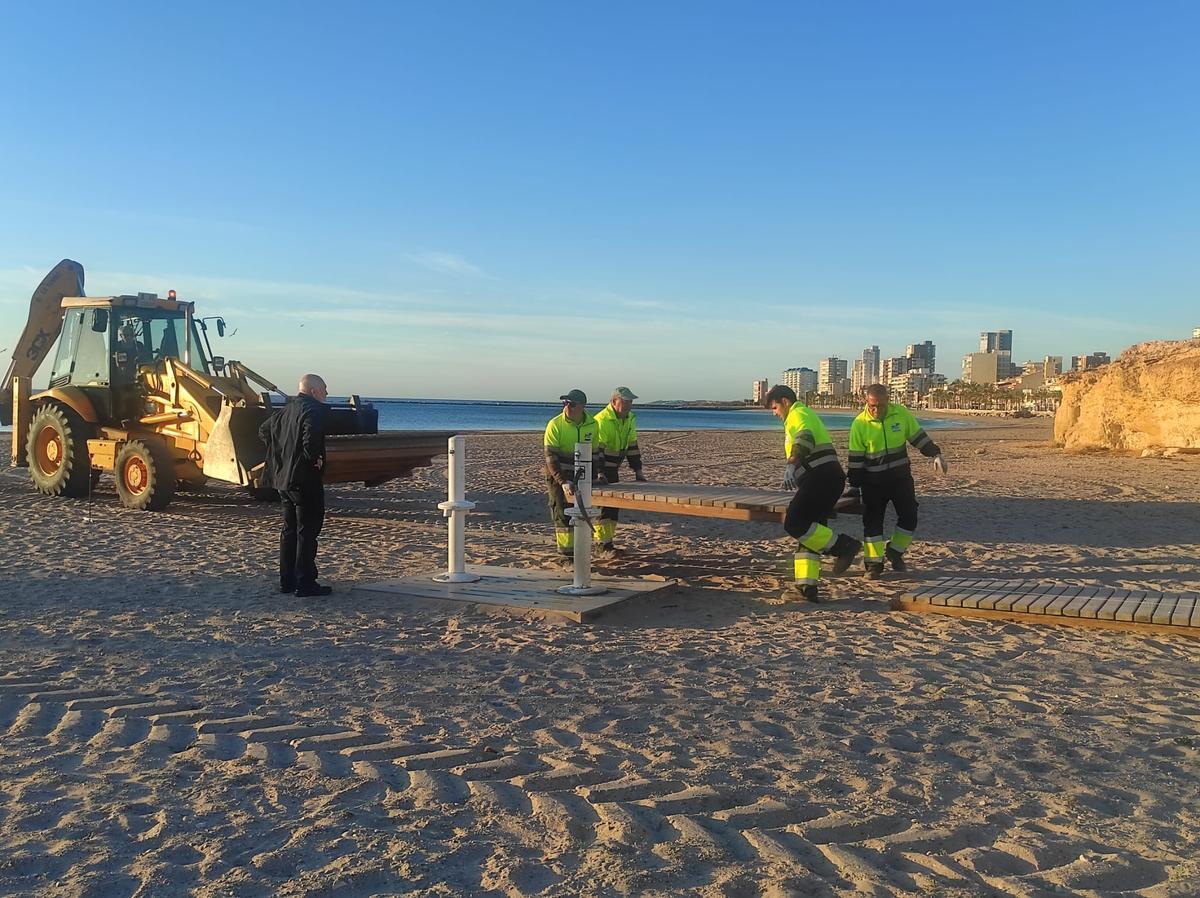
[886, 547, 908, 572]
[863, 564, 883, 581]
[782, 583, 821, 603]
[828, 534, 862, 576]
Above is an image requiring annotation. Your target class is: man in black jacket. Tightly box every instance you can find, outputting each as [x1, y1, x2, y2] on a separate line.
[259, 374, 331, 597]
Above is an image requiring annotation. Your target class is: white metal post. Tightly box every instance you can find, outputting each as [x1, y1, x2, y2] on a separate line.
[434, 435, 480, 583]
[558, 441, 607, 596]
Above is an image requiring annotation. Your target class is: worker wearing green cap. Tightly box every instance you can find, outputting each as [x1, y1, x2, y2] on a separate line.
[543, 389, 597, 559]
[593, 386, 646, 555]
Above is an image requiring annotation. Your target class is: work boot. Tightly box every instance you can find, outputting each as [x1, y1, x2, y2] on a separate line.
[886, 547, 908, 572]
[781, 583, 821, 603]
[295, 583, 333, 598]
[828, 534, 862, 576]
[596, 542, 625, 558]
[863, 564, 883, 581]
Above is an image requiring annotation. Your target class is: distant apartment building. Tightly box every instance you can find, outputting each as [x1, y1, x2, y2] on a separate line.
[905, 340, 936, 374]
[881, 356, 909, 383]
[1071, 352, 1111, 371]
[980, 329, 1014, 377]
[962, 351, 1000, 384]
[818, 357, 848, 395]
[889, 369, 946, 399]
[782, 367, 818, 395]
[1042, 356, 1063, 379]
[851, 359, 866, 393]
[752, 379, 769, 404]
[1194, 326, 1200, 339]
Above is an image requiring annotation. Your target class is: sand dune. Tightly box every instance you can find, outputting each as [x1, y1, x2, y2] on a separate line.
[1, 419, 1198, 897]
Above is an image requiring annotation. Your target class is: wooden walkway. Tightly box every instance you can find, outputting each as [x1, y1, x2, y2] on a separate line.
[354, 565, 675, 623]
[592, 482, 862, 523]
[893, 578, 1200, 638]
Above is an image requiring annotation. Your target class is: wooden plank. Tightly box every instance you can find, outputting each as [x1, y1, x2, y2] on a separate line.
[1150, 594, 1179, 626]
[1114, 590, 1147, 623]
[1132, 592, 1161, 624]
[1171, 595, 1194, 627]
[891, 600, 1200, 639]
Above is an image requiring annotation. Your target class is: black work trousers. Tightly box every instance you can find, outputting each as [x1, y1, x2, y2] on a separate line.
[280, 482, 325, 591]
[783, 467, 846, 543]
[861, 474, 919, 537]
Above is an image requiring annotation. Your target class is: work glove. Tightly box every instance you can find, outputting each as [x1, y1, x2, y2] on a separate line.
[634, 471, 647, 482]
[781, 463, 798, 491]
[561, 481, 575, 502]
[933, 454, 948, 475]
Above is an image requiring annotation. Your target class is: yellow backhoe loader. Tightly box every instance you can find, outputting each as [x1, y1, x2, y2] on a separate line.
[3, 260, 449, 510]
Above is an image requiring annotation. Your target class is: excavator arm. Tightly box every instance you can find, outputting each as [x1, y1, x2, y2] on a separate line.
[1, 259, 84, 425]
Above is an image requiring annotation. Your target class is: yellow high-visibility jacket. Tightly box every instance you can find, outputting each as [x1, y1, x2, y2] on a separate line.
[544, 411, 597, 485]
[847, 402, 940, 486]
[594, 404, 642, 479]
[783, 402, 842, 479]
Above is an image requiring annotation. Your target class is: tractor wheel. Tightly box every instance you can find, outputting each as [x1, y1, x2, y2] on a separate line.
[115, 439, 177, 511]
[27, 403, 94, 498]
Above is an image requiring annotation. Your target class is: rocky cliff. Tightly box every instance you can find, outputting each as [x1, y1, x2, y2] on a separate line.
[1054, 339, 1200, 452]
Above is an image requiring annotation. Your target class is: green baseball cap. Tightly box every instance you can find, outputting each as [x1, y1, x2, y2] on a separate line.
[559, 389, 587, 404]
[614, 386, 638, 400]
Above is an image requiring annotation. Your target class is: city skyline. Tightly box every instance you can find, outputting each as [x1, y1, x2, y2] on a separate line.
[2, 4, 1198, 402]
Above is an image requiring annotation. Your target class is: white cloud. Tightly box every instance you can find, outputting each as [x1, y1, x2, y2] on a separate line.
[403, 251, 486, 278]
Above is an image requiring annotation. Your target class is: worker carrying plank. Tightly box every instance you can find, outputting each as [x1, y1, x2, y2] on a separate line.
[765, 385, 862, 602]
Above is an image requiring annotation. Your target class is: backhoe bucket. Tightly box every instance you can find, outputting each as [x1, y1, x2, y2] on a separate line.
[203, 403, 270, 485]
[323, 431, 453, 486]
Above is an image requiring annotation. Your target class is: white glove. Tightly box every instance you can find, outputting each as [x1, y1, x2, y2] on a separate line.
[933, 455, 948, 475]
[781, 463, 798, 490]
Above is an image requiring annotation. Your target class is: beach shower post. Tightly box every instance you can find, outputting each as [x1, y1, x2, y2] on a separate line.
[434, 435, 480, 583]
[558, 441, 607, 596]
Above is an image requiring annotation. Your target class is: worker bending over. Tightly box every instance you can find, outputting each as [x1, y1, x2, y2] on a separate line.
[765, 385, 861, 602]
[543, 389, 598, 559]
[848, 383, 948, 579]
[593, 386, 647, 556]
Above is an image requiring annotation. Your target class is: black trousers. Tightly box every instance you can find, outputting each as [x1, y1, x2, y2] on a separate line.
[783, 467, 846, 543]
[861, 474, 919, 537]
[281, 482, 325, 591]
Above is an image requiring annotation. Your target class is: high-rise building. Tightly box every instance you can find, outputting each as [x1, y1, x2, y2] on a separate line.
[851, 359, 866, 393]
[862, 345, 880, 382]
[962, 351, 1000, 384]
[980, 330, 1014, 377]
[906, 340, 936, 374]
[881, 356, 909, 383]
[1193, 326, 1200, 339]
[782, 367, 818, 395]
[818, 357, 848, 395]
[1042, 356, 1063, 380]
[752, 379, 769, 404]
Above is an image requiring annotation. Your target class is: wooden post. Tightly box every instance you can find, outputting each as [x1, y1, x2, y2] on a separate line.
[12, 375, 31, 467]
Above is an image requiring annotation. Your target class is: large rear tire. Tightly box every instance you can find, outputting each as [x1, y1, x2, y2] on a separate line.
[115, 439, 177, 511]
[27, 403, 93, 498]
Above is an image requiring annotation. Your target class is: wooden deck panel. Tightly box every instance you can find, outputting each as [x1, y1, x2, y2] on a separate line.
[894, 580, 1199, 638]
[591, 482, 857, 523]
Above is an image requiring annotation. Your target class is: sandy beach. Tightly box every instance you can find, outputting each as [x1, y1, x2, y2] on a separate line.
[2, 418, 1199, 897]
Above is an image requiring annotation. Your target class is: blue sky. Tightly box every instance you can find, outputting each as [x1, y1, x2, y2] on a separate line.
[1, 2, 1197, 400]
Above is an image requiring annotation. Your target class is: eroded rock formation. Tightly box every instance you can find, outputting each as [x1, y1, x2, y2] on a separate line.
[1054, 339, 1200, 451]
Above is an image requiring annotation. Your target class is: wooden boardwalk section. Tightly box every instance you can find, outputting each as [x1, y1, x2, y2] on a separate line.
[893, 578, 1200, 638]
[355, 565, 675, 623]
[593, 482, 862, 523]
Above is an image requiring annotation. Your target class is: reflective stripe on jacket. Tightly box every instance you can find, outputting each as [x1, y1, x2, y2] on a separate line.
[544, 411, 597, 484]
[783, 403, 842, 478]
[594, 404, 641, 477]
[847, 402, 940, 486]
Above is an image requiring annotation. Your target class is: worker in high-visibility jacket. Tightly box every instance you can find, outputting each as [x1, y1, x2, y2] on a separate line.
[593, 386, 647, 555]
[847, 384, 948, 579]
[765, 385, 862, 601]
[543, 389, 598, 558]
